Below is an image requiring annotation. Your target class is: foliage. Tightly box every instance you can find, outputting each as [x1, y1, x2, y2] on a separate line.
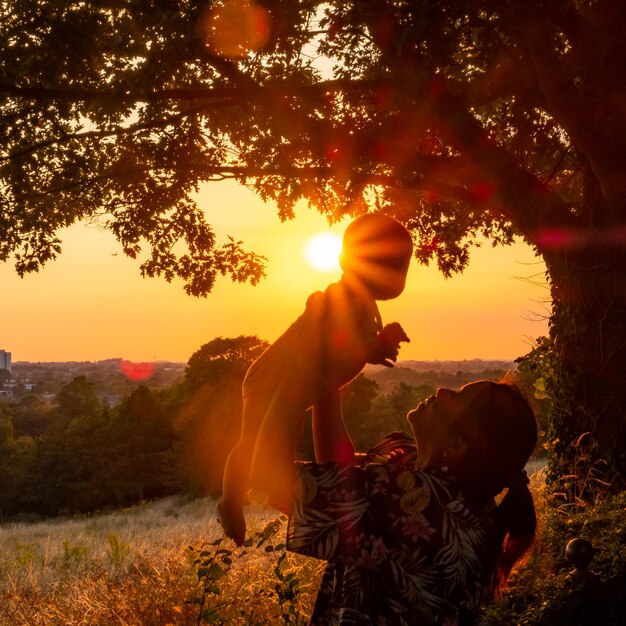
[188, 516, 311, 624]
[1, 345, 496, 517]
[53, 375, 102, 424]
[4, 0, 626, 483]
[11, 395, 51, 438]
[185, 335, 268, 390]
[515, 337, 556, 419]
[0, 374, 182, 517]
[0, 336, 276, 514]
[1, 0, 621, 282]
[483, 488, 626, 625]
[341, 376, 433, 452]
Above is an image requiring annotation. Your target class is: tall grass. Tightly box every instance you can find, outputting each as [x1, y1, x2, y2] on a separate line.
[1, 465, 552, 625]
[0, 497, 323, 625]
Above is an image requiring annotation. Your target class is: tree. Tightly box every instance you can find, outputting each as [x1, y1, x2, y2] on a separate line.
[114, 385, 176, 501]
[368, 382, 433, 442]
[3, 1, 626, 485]
[12, 394, 50, 437]
[28, 376, 111, 513]
[0, 405, 36, 520]
[174, 336, 267, 494]
[185, 335, 268, 390]
[53, 375, 101, 423]
[340, 373, 379, 451]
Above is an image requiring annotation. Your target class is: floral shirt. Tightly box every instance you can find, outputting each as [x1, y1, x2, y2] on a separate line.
[287, 432, 496, 625]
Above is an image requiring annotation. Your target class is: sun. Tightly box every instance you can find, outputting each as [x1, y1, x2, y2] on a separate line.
[304, 233, 342, 272]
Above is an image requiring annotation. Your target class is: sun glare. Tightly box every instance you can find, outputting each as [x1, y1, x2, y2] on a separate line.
[305, 233, 342, 272]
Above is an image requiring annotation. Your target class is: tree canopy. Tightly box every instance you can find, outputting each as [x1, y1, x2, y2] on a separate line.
[185, 335, 268, 388]
[3, 0, 626, 484]
[0, 0, 576, 290]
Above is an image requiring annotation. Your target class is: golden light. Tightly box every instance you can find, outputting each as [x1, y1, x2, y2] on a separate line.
[304, 233, 342, 272]
[201, 0, 271, 59]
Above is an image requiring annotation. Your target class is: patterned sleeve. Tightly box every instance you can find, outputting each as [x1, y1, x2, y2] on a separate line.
[287, 461, 371, 561]
[287, 432, 417, 562]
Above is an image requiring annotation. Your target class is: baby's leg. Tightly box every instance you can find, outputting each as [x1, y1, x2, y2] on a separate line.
[249, 378, 315, 510]
[218, 393, 269, 546]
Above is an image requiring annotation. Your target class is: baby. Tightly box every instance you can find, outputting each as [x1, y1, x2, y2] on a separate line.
[217, 213, 413, 545]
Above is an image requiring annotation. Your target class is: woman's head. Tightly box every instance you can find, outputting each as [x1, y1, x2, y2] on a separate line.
[408, 380, 537, 495]
[339, 213, 413, 300]
[408, 379, 538, 591]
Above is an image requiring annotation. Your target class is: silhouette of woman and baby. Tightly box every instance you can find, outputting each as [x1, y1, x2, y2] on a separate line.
[218, 214, 538, 625]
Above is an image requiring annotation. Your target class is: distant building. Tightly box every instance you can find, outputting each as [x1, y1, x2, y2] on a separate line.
[0, 350, 11, 373]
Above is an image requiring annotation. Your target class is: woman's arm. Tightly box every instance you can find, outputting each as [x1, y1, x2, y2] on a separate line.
[312, 388, 355, 464]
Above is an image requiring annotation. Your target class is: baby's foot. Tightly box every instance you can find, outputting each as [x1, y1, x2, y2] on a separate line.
[216, 498, 246, 546]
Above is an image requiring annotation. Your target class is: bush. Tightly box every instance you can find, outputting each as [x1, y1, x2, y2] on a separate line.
[483, 488, 626, 625]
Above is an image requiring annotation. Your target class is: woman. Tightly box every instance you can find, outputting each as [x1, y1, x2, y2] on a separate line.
[250, 380, 538, 625]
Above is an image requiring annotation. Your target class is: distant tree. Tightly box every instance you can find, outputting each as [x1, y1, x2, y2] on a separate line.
[341, 374, 379, 451]
[26, 376, 110, 514]
[52, 375, 101, 424]
[114, 385, 176, 501]
[12, 394, 50, 437]
[185, 335, 268, 390]
[0, 406, 36, 519]
[369, 382, 434, 443]
[174, 336, 268, 495]
[173, 377, 244, 496]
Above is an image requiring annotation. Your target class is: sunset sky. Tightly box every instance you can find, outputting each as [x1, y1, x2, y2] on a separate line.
[0, 180, 549, 364]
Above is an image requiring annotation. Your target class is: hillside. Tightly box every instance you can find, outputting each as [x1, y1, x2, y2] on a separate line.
[363, 359, 516, 393]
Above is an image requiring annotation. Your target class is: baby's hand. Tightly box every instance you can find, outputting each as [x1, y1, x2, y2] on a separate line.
[381, 322, 410, 346]
[375, 323, 410, 367]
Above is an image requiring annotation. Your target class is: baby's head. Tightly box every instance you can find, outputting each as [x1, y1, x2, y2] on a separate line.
[340, 214, 413, 300]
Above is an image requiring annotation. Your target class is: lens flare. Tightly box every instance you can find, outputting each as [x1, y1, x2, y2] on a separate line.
[535, 225, 626, 250]
[120, 360, 155, 382]
[201, 0, 271, 59]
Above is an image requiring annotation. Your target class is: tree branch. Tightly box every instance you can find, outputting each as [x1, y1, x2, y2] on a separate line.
[0, 77, 380, 104]
[507, 0, 626, 207]
[0, 81, 241, 103]
[353, 0, 575, 239]
[1, 105, 208, 162]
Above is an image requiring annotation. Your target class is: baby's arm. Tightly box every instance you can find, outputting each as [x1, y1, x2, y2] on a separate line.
[368, 322, 410, 368]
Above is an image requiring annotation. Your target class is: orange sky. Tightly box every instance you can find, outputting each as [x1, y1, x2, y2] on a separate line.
[0, 181, 549, 364]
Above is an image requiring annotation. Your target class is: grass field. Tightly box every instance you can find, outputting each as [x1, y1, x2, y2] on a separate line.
[0, 497, 323, 625]
[0, 465, 552, 626]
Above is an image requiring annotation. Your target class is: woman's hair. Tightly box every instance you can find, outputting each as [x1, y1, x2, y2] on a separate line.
[454, 380, 538, 594]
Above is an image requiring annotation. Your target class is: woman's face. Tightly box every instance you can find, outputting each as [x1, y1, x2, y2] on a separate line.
[407, 381, 494, 469]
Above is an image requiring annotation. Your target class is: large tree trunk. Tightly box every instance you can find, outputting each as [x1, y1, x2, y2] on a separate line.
[544, 244, 626, 493]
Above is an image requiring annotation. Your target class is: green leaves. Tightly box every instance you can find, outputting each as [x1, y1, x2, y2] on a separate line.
[1, 0, 607, 290]
[188, 515, 306, 624]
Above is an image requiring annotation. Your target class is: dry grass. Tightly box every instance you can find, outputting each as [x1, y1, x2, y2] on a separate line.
[1, 467, 549, 625]
[0, 497, 323, 625]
